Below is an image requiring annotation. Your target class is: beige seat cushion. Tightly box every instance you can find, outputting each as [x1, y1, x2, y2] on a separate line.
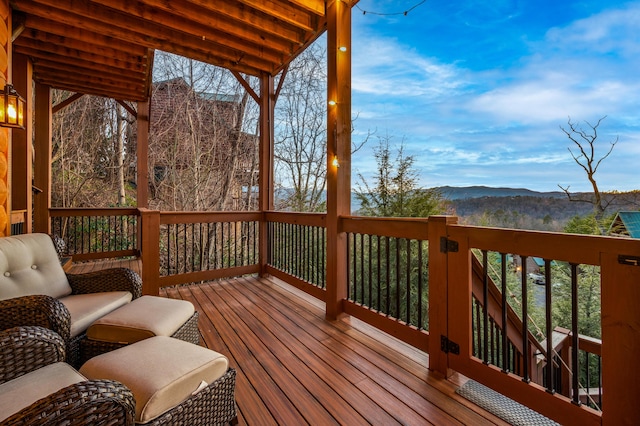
[80, 336, 229, 423]
[86, 295, 195, 344]
[0, 362, 86, 422]
[0, 233, 71, 301]
[60, 291, 133, 337]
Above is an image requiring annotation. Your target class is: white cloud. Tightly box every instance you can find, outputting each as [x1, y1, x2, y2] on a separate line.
[350, 2, 640, 192]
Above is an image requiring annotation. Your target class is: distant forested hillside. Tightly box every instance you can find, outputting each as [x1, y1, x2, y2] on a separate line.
[443, 187, 640, 231]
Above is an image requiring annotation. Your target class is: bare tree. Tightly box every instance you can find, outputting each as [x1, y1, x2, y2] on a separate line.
[274, 40, 368, 212]
[51, 93, 126, 208]
[558, 116, 617, 230]
[148, 52, 259, 212]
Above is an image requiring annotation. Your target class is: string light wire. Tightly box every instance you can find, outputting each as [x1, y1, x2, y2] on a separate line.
[354, 0, 427, 16]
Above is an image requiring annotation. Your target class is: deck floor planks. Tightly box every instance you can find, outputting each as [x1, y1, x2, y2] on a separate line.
[232, 277, 442, 425]
[200, 280, 359, 426]
[170, 285, 267, 426]
[159, 276, 509, 426]
[252, 276, 508, 426]
[192, 284, 305, 425]
[211, 277, 406, 426]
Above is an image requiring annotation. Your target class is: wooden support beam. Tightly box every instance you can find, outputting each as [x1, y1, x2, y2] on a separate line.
[136, 100, 150, 208]
[427, 215, 459, 375]
[259, 73, 275, 276]
[325, 0, 351, 320]
[231, 70, 259, 104]
[33, 82, 51, 233]
[139, 208, 160, 295]
[601, 252, 640, 425]
[10, 53, 32, 233]
[52, 92, 84, 114]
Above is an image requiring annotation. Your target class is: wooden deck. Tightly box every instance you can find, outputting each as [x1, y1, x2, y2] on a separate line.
[71, 259, 507, 425]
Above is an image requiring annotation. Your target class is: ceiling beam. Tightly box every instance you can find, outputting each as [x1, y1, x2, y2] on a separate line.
[16, 0, 277, 74]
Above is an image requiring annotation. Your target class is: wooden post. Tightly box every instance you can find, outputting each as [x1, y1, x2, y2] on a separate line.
[139, 208, 160, 295]
[600, 252, 640, 425]
[33, 82, 51, 234]
[0, 3, 8, 237]
[258, 73, 274, 276]
[11, 53, 32, 234]
[325, 0, 351, 320]
[136, 100, 150, 209]
[427, 215, 458, 375]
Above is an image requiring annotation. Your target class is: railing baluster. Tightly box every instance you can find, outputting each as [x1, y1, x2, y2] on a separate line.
[571, 263, 580, 405]
[482, 250, 489, 364]
[395, 238, 401, 320]
[417, 240, 423, 329]
[501, 252, 509, 373]
[385, 236, 390, 317]
[406, 238, 411, 325]
[544, 259, 554, 393]
[369, 234, 373, 309]
[521, 255, 530, 383]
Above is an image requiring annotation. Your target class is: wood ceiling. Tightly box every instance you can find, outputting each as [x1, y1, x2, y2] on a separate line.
[10, 0, 330, 102]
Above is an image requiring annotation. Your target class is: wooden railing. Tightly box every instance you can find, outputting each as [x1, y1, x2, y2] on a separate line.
[341, 216, 430, 352]
[139, 210, 261, 293]
[10, 209, 27, 235]
[442, 224, 640, 425]
[45, 208, 638, 424]
[265, 211, 327, 301]
[50, 208, 139, 261]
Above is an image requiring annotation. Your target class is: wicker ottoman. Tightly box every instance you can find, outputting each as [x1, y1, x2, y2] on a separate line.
[80, 295, 200, 363]
[80, 336, 237, 425]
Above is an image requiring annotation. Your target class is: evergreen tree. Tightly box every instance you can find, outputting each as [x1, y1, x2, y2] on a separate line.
[355, 135, 446, 217]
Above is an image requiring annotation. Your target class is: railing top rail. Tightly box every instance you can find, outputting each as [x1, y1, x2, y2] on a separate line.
[341, 215, 429, 240]
[448, 223, 640, 266]
[50, 207, 140, 216]
[265, 211, 326, 227]
[160, 211, 262, 225]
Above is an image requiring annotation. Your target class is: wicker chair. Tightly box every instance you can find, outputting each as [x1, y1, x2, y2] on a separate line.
[0, 233, 142, 367]
[0, 326, 135, 425]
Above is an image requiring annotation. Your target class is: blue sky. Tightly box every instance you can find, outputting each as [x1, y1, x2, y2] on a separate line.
[350, 0, 640, 192]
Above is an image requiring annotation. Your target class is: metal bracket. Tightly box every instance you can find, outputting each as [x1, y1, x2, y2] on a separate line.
[618, 255, 640, 266]
[440, 237, 459, 253]
[441, 335, 460, 355]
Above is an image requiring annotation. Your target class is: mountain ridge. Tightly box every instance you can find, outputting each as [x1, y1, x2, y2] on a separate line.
[435, 185, 567, 200]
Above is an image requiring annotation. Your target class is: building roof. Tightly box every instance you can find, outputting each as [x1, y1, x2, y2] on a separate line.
[609, 211, 640, 238]
[10, 0, 333, 101]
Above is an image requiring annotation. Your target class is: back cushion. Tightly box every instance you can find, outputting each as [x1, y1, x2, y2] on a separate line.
[0, 234, 72, 300]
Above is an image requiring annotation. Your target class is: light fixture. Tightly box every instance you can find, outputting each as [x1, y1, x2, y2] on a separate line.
[0, 84, 26, 129]
[328, 100, 337, 106]
[339, 46, 347, 52]
[332, 155, 340, 168]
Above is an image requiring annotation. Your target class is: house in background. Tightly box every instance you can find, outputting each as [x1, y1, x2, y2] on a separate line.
[144, 77, 258, 211]
[608, 211, 640, 238]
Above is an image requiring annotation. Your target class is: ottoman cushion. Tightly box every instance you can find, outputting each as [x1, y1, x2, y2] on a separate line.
[86, 295, 194, 344]
[80, 336, 229, 423]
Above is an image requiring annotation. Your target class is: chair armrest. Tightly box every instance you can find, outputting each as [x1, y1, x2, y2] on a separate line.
[67, 268, 142, 299]
[0, 326, 65, 384]
[2, 379, 136, 425]
[0, 295, 71, 344]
